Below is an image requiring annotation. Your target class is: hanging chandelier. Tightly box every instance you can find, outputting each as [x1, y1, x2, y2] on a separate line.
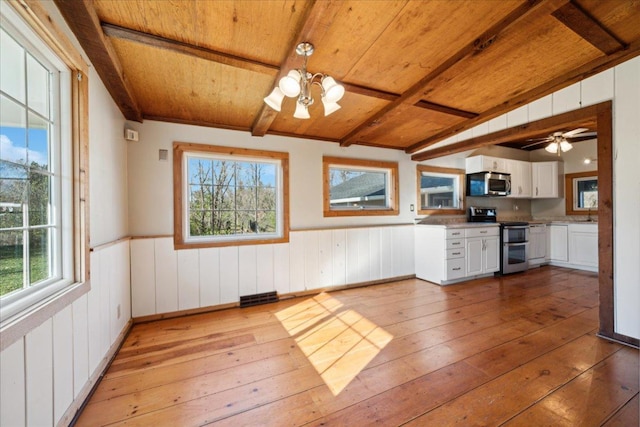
[263, 42, 345, 119]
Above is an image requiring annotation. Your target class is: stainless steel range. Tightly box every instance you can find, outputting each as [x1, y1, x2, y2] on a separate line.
[500, 222, 529, 274]
[467, 207, 529, 275]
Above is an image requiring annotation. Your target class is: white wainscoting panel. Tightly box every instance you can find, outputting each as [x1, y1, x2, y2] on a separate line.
[177, 249, 200, 310]
[130, 238, 156, 317]
[506, 105, 528, 127]
[199, 247, 221, 307]
[528, 94, 553, 122]
[87, 252, 104, 373]
[154, 238, 179, 313]
[128, 225, 417, 317]
[53, 305, 74, 422]
[273, 243, 290, 294]
[72, 293, 89, 398]
[0, 339, 25, 426]
[581, 69, 613, 107]
[26, 318, 53, 426]
[257, 244, 275, 294]
[219, 246, 239, 303]
[552, 82, 582, 115]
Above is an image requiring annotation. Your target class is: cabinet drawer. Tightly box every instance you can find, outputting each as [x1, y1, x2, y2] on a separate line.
[465, 227, 499, 238]
[445, 258, 466, 279]
[446, 238, 464, 249]
[446, 248, 465, 259]
[446, 229, 465, 239]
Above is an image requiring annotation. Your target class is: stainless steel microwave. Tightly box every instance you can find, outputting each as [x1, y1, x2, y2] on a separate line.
[466, 172, 511, 196]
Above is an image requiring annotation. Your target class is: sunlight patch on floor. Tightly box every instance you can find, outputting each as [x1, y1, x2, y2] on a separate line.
[275, 293, 393, 395]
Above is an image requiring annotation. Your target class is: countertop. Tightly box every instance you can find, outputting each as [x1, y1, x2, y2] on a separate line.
[416, 222, 500, 229]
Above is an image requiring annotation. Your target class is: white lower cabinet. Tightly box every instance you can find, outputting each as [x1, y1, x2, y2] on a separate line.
[415, 224, 499, 285]
[547, 223, 597, 272]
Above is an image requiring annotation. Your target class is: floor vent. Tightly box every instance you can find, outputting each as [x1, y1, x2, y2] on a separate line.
[240, 291, 279, 308]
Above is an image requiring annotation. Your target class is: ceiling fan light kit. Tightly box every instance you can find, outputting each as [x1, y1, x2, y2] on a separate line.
[264, 42, 345, 119]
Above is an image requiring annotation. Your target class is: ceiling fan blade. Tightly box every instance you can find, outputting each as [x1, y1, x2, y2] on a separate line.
[522, 140, 549, 149]
[525, 136, 553, 142]
[562, 128, 589, 137]
[566, 131, 597, 139]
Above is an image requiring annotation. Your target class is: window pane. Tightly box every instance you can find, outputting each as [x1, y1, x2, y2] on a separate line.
[236, 210, 257, 234]
[420, 174, 458, 209]
[28, 171, 49, 226]
[0, 29, 26, 103]
[212, 185, 233, 210]
[259, 164, 276, 188]
[188, 158, 212, 185]
[0, 230, 24, 296]
[256, 210, 276, 233]
[29, 227, 49, 284]
[1, 94, 28, 167]
[577, 179, 598, 209]
[329, 169, 388, 209]
[212, 160, 234, 186]
[214, 210, 235, 235]
[189, 184, 211, 210]
[28, 111, 49, 170]
[257, 187, 276, 210]
[189, 210, 212, 236]
[27, 54, 49, 117]
[236, 185, 256, 210]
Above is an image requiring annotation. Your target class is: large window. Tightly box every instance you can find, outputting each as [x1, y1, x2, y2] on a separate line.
[173, 143, 289, 248]
[323, 156, 399, 217]
[1, 8, 80, 322]
[416, 165, 464, 215]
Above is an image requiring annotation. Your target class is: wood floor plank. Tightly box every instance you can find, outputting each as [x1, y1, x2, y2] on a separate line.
[504, 346, 639, 426]
[75, 266, 638, 426]
[404, 334, 624, 426]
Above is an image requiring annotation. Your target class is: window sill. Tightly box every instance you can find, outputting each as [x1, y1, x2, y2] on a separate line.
[0, 281, 90, 351]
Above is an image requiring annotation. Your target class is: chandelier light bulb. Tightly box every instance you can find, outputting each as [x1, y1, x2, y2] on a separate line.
[293, 102, 310, 119]
[322, 76, 345, 103]
[263, 87, 285, 111]
[279, 70, 301, 97]
[545, 142, 558, 153]
[322, 97, 341, 116]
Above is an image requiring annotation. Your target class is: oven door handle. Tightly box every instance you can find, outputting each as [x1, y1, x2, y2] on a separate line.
[504, 242, 529, 246]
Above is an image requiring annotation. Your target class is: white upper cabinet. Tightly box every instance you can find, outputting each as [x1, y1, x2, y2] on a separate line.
[531, 161, 564, 198]
[506, 159, 532, 198]
[465, 155, 508, 174]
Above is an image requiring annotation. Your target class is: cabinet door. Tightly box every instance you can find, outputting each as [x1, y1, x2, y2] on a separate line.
[518, 161, 532, 197]
[548, 225, 568, 261]
[466, 238, 483, 276]
[483, 236, 500, 272]
[532, 162, 560, 198]
[484, 156, 507, 173]
[569, 230, 598, 267]
[528, 226, 546, 259]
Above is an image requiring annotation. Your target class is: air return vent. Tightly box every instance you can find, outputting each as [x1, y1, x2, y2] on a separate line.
[239, 291, 279, 308]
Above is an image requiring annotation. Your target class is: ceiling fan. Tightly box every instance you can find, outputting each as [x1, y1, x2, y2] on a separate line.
[522, 128, 597, 155]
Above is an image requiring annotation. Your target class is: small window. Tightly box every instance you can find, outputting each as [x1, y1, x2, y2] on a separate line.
[416, 165, 465, 215]
[323, 156, 399, 217]
[565, 171, 598, 215]
[173, 143, 289, 249]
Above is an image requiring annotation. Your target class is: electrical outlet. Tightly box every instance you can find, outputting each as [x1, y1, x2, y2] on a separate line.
[117, 304, 121, 319]
[410, 204, 414, 212]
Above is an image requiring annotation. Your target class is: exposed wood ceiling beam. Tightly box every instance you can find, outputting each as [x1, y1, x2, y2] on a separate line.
[552, 1, 626, 55]
[251, 1, 344, 137]
[101, 23, 280, 75]
[411, 104, 599, 161]
[54, 0, 143, 122]
[406, 37, 640, 155]
[101, 24, 476, 121]
[339, 0, 566, 147]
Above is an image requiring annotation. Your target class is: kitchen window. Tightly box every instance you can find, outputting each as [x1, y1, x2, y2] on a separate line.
[1, 6, 87, 323]
[173, 143, 289, 249]
[565, 171, 598, 216]
[416, 165, 465, 215]
[323, 156, 399, 217]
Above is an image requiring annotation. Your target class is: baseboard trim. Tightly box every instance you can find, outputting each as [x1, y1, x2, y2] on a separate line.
[597, 331, 640, 349]
[132, 275, 417, 324]
[61, 319, 133, 427]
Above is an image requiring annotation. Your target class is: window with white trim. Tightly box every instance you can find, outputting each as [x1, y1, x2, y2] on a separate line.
[173, 143, 289, 248]
[0, 10, 74, 321]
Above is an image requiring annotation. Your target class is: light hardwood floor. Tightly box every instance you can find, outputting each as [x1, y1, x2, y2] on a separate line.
[75, 266, 638, 426]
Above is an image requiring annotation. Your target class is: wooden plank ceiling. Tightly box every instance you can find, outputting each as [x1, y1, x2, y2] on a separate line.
[53, 0, 640, 155]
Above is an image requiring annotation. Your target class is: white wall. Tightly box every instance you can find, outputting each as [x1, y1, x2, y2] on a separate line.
[126, 121, 417, 235]
[0, 39, 131, 427]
